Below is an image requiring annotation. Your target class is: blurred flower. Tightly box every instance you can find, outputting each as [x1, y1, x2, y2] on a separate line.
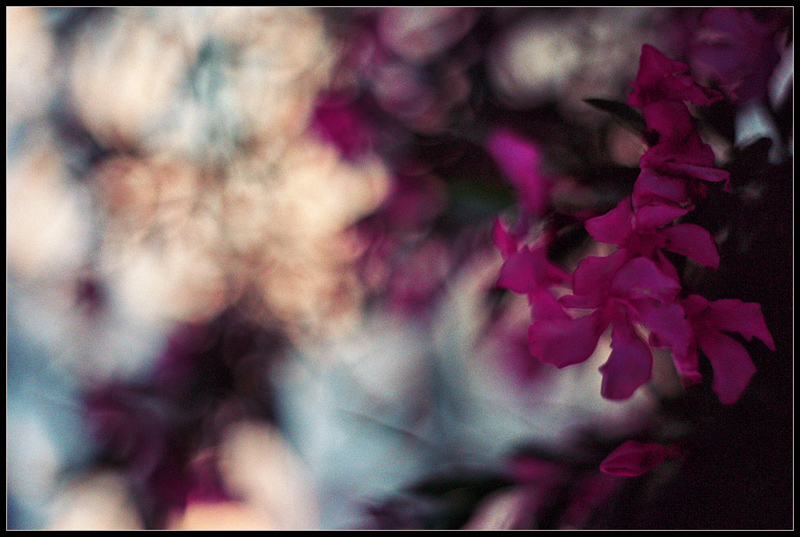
[377, 7, 480, 65]
[7, 131, 94, 282]
[69, 7, 334, 165]
[486, 128, 553, 221]
[215, 421, 319, 529]
[311, 90, 375, 161]
[599, 440, 680, 477]
[325, 8, 479, 136]
[462, 450, 624, 529]
[689, 8, 783, 104]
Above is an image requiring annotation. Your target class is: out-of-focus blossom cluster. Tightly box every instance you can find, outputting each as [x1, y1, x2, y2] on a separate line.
[7, 7, 792, 531]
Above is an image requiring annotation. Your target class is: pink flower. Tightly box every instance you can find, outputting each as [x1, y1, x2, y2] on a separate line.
[486, 128, 553, 220]
[531, 255, 691, 400]
[627, 45, 731, 193]
[493, 218, 570, 322]
[494, 220, 569, 295]
[600, 440, 681, 477]
[584, 196, 720, 271]
[627, 44, 723, 110]
[658, 295, 776, 404]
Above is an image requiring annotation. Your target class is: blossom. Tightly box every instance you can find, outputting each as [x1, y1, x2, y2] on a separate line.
[653, 295, 776, 404]
[627, 43, 723, 110]
[531, 255, 691, 400]
[627, 44, 731, 193]
[600, 440, 681, 477]
[584, 195, 720, 274]
[486, 128, 553, 220]
[492, 218, 570, 322]
[493, 220, 569, 295]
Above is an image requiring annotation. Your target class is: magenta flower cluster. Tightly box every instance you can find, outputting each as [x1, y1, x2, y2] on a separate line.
[494, 45, 775, 410]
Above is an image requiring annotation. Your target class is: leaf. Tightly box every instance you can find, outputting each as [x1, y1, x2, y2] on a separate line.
[584, 98, 647, 136]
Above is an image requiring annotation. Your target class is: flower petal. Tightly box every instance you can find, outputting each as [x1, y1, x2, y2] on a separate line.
[571, 249, 629, 298]
[528, 312, 605, 368]
[609, 257, 681, 303]
[642, 101, 697, 143]
[559, 292, 601, 310]
[599, 312, 653, 400]
[634, 168, 691, 204]
[600, 440, 677, 477]
[529, 288, 569, 322]
[681, 294, 711, 317]
[496, 246, 539, 294]
[585, 197, 633, 246]
[660, 223, 720, 268]
[486, 128, 551, 217]
[640, 132, 718, 170]
[497, 243, 568, 295]
[697, 329, 757, 404]
[634, 300, 692, 357]
[669, 344, 704, 388]
[633, 200, 693, 231]
[654, 162, 731, 192]
[705, 299, 776, 350]
[627, 44, 723, 109]
[492, 217, 519, 259]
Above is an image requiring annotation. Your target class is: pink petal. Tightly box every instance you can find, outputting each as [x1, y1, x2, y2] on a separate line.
[627, 44, 723, 108]
[691, 8, 781, 103]
[571, 249, 629, 298]
[634, 300, 692, 357]
[497, 243, 569, 295]
[486, 128, 551, 218]
[660, 223, 720, 268]
[584, 197, 634, 246]
[633, 200, 693, 231]
[599, 312, 653, 400]
[680, 294, 711, 317]
[627, 45, 691, 108]
[697, 329, 757, 404]
[529, 288, 569, 322]
[559, 293, 602, 310]
[600, 440, 677, 477]
[609, 257, 681, 304]
[496, 246, 539, 294]
[654, 162, 731, 192]
[640, 133, 717, 170]
[642, 101, 697, 143]
[705, 299, 776, 350]
[546, 262, 571, 287]
[492, 217, 519, 259]
[633, 168, 691, 205]
[669, 345, 704, 388]
[653, 250, 681, 284]
[528, 312, 605, 368]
